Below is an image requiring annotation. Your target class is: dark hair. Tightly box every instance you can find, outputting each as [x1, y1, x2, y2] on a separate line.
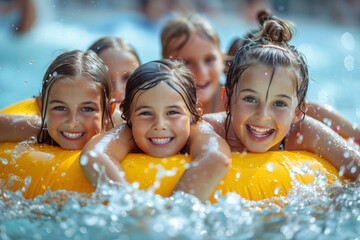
[225, 14, 309, 138]
[161, 13, 220, 58]
[88, 36, 141, 64]
[37, 50, 113, 145]
[120, 59, 201, 127]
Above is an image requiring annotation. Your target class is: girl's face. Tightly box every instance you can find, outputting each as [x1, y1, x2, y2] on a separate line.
[167, 34, 224, 105]
[130, 82, 191, 157]
[98, 48, 140, 105]
[229, 65, 300, 152]
[46, 78, 103, 150]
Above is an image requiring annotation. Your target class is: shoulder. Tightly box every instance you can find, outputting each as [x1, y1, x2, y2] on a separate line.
[203, 112, 227, 137]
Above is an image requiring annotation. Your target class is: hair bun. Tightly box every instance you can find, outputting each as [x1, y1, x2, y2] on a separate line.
[262, 18, 294, 44]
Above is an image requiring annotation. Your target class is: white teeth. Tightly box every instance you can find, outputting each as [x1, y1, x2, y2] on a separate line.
[249, 125, 272, 133]
[62, 132, 84, 139]
[150, 138, 171, 144]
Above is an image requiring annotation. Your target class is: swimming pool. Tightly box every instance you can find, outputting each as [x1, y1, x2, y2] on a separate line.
[1, 5, 360, 239]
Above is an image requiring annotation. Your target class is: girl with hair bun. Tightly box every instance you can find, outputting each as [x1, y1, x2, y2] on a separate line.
[204, 15, 360, 180]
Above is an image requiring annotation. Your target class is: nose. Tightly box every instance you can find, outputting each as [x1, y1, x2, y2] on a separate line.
[255, 103, 271, 121]
[194, 62, 207, 79]
[153, 116, 167, 130]
[67, 111, 80, 128]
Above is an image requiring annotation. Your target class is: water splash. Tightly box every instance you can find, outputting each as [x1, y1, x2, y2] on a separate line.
[0, 162, 359, 239]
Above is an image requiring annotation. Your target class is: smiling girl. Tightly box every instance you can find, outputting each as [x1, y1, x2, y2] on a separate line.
[80, 59, 231, 202]
[0, 50, 113, 150]
[204, 15, 360, 179]
[161, 13, 225, 114]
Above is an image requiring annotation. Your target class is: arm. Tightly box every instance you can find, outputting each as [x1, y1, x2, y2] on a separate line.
[17, 0, 36, 33]
[306, 102, 360, 140]
[80, 123, 137, 186]
[287, 116, 360, 180]
[172, 120, 231, 202]
[0, 113, 40, 141]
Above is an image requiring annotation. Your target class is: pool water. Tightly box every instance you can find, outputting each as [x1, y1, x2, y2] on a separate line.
[1, 161, 360, 240]
[1, 5, 360, 240]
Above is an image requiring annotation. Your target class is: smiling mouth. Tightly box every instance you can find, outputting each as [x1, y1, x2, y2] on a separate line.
[246, 125, 274, 138]
[61, 132, 85, 140]
[196, 81, 210, 91]
[149, 137, 173, 145]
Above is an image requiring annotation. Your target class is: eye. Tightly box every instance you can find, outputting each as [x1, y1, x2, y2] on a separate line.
[81, 107, 95, 112]
[53, 106, 66, 111]
[122, 73, 131, 82]
[205, 56, 216, 64]
[243, 96, 256, 103]
[139, 111, 152, 116]
[273, 101, 287, 107]
[184, 60, 192, 67]
[167, 110, 180, 115]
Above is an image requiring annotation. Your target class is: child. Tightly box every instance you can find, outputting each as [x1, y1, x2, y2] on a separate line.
[0, 50, 113, 150]
[224, 11, 360, 145]
[204, 16, 360, 180]
[80, 59, 231, 202]
[160, 13, 225, 114]
[88, 37, 141, 125]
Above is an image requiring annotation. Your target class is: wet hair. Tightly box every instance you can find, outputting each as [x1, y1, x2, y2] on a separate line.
[37, 50, 113, 145]
[88, 36, 141, 64]
[224, 37, 246, 74]
[161, 13, 220, 58]
[224, 14, 309, 138]
[120, 59, 201, 127]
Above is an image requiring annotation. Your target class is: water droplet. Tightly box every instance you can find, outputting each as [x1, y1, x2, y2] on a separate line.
[341, 32, 355, 51]
[351, 166, 357, 173]
[274, 187, 280, 195]
[266, 162, 274, 172]
[80, 155, 88, 165]
[344, 152, 350, 158]
[29, 61, 34, 65]
[89, 150, 98, 158]
[339, 165, 345, 176]
[344, 55, 354, 71]
[236, 172, 240, 179]
[24, 81, 28, 84]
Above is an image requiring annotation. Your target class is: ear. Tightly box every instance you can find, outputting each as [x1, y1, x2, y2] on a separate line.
[292, 108, 304, 123]
[35, 96, 42, 113]
[221, 86, 228, 108]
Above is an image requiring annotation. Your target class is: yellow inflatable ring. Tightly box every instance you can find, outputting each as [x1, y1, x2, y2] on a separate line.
[0, 99, 346, 202]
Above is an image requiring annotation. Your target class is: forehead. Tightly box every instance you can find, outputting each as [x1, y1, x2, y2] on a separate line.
[133, 82, 188, 107]
[99, 48, 139, 68]
[169, 33, 220, 57]
[238, 65, 296, 95]
[49, 77, 102, 99]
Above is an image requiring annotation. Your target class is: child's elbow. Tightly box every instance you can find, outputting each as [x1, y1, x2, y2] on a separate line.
[210, 151, 231, 170]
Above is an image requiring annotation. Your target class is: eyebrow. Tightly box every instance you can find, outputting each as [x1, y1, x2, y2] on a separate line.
[135, 104, 183, 112]
[239, 89, 292, 100]
[135, 105, 151, 112]
[48, 100, 98, 105]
